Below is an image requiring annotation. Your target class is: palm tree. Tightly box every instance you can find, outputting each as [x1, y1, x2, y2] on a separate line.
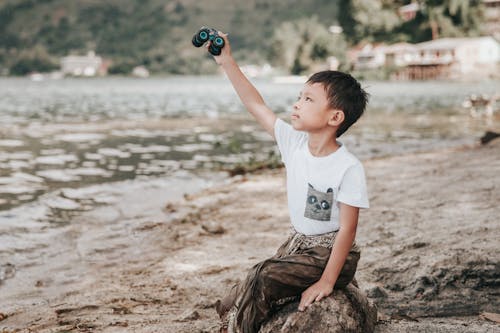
[419, 0, 477, 40]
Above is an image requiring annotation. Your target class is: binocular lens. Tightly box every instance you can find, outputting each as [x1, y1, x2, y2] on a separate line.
[214, 37, 224, 47]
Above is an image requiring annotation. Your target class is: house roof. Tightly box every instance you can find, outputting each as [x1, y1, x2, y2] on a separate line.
[416, 37, 499, 51]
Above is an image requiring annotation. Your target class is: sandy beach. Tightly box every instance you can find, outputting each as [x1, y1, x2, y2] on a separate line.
[1, 138, 499, 332]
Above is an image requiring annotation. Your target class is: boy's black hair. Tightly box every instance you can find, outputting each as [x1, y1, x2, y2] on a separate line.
[307, 70, 369, 137]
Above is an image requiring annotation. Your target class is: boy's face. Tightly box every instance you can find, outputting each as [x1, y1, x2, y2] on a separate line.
[291, 83, 339, 133]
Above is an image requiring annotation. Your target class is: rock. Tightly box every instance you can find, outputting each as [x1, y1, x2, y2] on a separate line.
[480, 312, 500, 324]
[367, 286, 388, 299]
[201, 221, 226, 235]
[260, 283, 377, 333]
[0, 263, 16, 283]
[371, 258, 500, 318]
[175, 309, 200, 322]
[480, 131, 500, 145]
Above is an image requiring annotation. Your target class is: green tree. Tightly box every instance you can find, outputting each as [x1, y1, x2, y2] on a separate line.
[339, 0, 401, 44]
[270, 17, 347, 74]
[418, 0, 483, 40]
[339, 0, 485, 44]
[9, 45, 58, 75]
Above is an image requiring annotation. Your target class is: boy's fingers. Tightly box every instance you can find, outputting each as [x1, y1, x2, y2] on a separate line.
[298, 297, 308, 311]
[218, 31, 229, 42]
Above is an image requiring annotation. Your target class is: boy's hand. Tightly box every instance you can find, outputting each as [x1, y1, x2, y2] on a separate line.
[208, 32, 233, 66]
[298, 279, 334, 311]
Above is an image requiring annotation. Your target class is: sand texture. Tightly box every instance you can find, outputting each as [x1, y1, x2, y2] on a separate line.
[1, 140, 499, 332]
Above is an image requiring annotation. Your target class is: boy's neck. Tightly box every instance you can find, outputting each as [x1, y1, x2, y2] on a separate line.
[307, 132, 340, 157]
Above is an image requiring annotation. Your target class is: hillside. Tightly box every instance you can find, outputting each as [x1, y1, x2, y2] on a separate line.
[0, 0, 486, 75]
[0, 0, 339, 74]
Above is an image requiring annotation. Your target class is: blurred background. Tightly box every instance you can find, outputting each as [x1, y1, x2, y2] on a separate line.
[0, 0, 498, 215]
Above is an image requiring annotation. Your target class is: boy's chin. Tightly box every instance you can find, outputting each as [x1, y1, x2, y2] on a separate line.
[291, 119, 302, 130]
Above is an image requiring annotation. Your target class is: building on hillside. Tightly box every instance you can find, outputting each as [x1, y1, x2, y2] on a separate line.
[351, 37, 500, 80]
[60, 51, 107, 76]
[132, 65, 150, 78]
[398, 37, 500, 80]
[483, 0, 500, 40]
[384, 43, 419, 68]
[353, 43, 387, 70]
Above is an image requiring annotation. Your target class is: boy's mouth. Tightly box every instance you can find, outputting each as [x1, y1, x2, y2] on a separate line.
[291, 114, 299, 119]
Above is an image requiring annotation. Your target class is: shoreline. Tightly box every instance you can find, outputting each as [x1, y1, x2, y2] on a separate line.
[1, 140, 499, 332]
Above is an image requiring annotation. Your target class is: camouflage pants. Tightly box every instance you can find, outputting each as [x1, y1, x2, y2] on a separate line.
[215, 230, 361, 333]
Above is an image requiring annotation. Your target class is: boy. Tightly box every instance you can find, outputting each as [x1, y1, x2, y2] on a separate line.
[206, 33, 369, 333]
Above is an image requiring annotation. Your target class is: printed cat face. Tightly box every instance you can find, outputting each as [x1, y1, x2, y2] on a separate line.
[304, 183, 334, 221]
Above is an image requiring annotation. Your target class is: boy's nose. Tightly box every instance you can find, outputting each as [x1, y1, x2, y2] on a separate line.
[293, 101, 300, 109]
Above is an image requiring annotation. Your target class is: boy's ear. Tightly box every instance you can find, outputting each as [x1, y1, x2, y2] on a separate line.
[328, 109, 345, 127]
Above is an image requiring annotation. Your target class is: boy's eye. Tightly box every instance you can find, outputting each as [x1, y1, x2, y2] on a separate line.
[305, 97, 312, 101]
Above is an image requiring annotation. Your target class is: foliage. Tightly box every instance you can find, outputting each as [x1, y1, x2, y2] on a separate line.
[0, 0, 339, 75]
[269, 17, 347, 74]
[9, 45, 58, 75]
[339, 0, 485, 44]
[0, 0, 488, 75]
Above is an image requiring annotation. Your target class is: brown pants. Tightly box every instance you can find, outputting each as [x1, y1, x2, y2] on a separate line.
[216, 232, 360, 333]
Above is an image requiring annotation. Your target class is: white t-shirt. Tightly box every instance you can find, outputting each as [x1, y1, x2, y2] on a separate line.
[274, 118, 369, 235]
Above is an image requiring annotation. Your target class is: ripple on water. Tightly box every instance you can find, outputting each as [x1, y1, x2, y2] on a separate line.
[36, 170, 82, 182]
[68, 168, 113, 177]
[12, 172, 44, 183]
[117, 165, 135, 172]
[110, 129, 162, 138]
[84, 153, 104, 160]
[198, 133, 223, 142]
[174, 143, 213, 153]
[35, 155, 79, 165]
[0, 185, 42, 194]
[97, 148, 131, 158]
[0, 152, 33, 160]
[40, 149, 66, 155]
[54, 133, 106, 143]
[120, 144, 171, 154]
[0, 140, 24, 147]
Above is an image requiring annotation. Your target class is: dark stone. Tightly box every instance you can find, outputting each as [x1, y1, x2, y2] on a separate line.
[367, 286, 388, 299]
[480, 131, 500, 145]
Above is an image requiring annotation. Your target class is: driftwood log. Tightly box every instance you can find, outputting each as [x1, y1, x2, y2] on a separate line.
[260, 283, 377, 333]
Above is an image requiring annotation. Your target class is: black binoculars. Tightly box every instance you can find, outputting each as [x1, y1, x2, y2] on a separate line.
[192, 27, 225, 56]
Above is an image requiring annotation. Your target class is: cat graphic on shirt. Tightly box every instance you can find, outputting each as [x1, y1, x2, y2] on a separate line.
[304, 183, 334, 221]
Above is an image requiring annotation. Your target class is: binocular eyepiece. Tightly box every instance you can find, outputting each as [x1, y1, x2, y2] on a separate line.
[192, 27, 225, 56]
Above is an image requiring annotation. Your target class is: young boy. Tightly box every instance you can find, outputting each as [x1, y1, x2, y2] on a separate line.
[207, 33, 370, 333]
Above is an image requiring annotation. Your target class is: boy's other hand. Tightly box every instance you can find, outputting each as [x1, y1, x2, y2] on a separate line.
[298, 279, 334, 311]
[209, 32, 233, 66]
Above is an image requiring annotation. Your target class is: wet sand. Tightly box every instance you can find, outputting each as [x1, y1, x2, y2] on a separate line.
[1, 139, 499, 332]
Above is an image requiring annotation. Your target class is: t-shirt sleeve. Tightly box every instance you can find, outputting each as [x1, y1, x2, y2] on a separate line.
[274, 118, 306, 165]
[337, 162, 370, 209]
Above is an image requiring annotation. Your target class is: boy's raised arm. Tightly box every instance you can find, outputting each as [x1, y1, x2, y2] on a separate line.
[211, 33, 277, 139]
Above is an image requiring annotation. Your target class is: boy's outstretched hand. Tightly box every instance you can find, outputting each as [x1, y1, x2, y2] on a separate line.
[298, 278, 334, 311]
[209, 32, 232, 66]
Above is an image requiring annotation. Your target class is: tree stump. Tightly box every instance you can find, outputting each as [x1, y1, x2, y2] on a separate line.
[260, 283, 377, 333]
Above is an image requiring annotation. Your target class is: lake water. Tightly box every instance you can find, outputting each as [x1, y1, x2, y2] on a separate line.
[0, 76, 498, 214]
